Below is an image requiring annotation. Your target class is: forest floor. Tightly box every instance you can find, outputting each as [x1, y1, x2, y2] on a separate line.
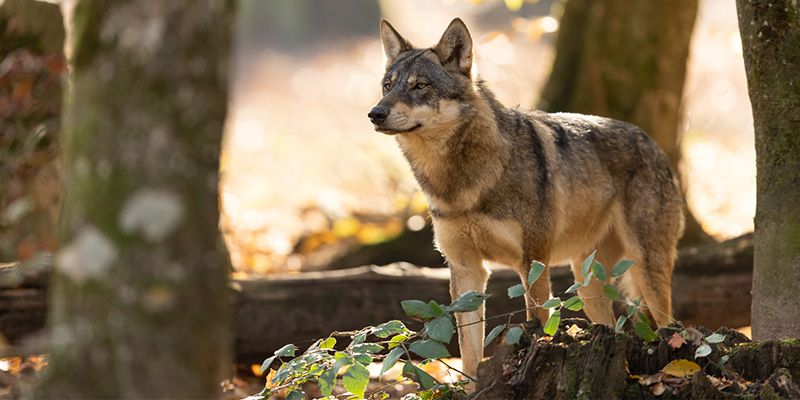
[0, 326, 759, 399]
[0, 355, 440, 399]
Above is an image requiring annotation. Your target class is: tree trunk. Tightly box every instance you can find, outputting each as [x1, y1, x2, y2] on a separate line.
[736, 0, 800, 340]
[36, 1, 235, 398]
[539, 0, 710, 246]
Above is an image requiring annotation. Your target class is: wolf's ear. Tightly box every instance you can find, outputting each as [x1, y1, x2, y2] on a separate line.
[380, 20, 412, 67]
[434, 18, 473, 77]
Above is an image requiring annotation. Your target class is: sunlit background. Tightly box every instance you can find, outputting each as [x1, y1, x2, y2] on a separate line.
[220, 0, 755, 276]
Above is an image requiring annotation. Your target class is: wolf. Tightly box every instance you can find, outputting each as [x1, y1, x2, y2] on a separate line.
[368, 18, 684, 380]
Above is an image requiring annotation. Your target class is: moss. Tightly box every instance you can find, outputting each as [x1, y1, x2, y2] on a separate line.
[758, 385, 782, 400]
[562, 343, 583, 398]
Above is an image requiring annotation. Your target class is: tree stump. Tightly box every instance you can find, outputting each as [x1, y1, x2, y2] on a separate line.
[474, 319, 800, 399]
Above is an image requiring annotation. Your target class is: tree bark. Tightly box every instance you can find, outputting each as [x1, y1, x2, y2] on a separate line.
[473, 321, 800, 399]
[736, 0, 800, 340]
[2, 234, 753, 364]
[539, 0, 710, 246]
[36, 1, 235, 398]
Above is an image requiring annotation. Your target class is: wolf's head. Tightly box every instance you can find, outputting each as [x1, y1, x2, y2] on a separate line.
[368, 18, 476, 135]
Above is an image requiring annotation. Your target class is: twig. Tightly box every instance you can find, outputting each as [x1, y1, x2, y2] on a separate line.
[436, 358, 476, 382]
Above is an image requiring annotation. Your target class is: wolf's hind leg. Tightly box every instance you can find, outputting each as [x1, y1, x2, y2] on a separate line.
[448, 253, 489, 381]
[617, 215, 679, 328]
[623, 248, 675, 327]
[570, 230, 623, 326]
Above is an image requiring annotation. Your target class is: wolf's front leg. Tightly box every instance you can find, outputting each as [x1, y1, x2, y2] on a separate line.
[448, 255, 490, 384]
[516, 259, 551, 324]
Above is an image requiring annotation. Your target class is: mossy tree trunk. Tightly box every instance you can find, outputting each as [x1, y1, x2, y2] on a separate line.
[736, 0, 800, 340]
[539, 0, 709, 246]
[37, 0, 235, 398]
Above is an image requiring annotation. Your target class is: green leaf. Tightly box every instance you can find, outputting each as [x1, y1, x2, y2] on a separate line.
[626, 302, 638, 318]
[563, 296, 584, 311]
[611, 259, 634, 277]
[403, 362, 436, 389]
[484, 324, 507, 347]
[614, 315, 627, 333]
[541, 298, 562, 309]
[592, 261, 607, 281]
[352, 343, 383, 354]
[581, 251, 596, 278]
[543, 311, 561, 336]
[603, 283, 620, 300]
[428, 300, 444, 316]
[320, 337, 337, 350]
[638, 311, 653, 327]
[705, 333, 726, 344]
[409, 339, 451, 359]
[342, 362, 370, 398]
[565, 282, 582, 294]
[274, 344, 297, 357]
[380, 347, 404, 376]
[259, 355, 277, 374]
[695, 343, 712, 359]
[528, 261, 545, 285]
[318, 367, 337, 396]
[425, 315, 455, 344]
[333, 352, 353, 369]
[354, 353, 372, 365]
[402, 300, 437, 319]
[374, 320, 407, 338]
[634, 321, 658, 342]
[388, 334, 408, 349]
[286, 389, 304, 400]
[583, 270, 594, 286]
[448, 291, 490, 312]
[352, 331, 367, 345]
[505, 326, 524, 345]
[507, 283, 526, 299]
[718, 355, 730, 368]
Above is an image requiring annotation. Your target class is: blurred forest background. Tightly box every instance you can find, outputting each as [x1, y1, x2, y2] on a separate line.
[0, 0, 772, 398]
[0, 0, 755, 275]
[221, 0, 754, 277]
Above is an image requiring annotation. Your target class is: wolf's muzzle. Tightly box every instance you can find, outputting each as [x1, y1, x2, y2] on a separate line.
[368, 106, 389, 125]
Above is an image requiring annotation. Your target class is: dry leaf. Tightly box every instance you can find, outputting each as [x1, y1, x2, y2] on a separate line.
[651, 382, 666, 396]
[504, 0, 523, 11]
[684, 327, 705, 345]
[639, 372, 666, 386]
[565, 324, 582, 337]
[707, 375, 732, 390]
[661, 359, 700, 378]
[668, 332, 687, 349]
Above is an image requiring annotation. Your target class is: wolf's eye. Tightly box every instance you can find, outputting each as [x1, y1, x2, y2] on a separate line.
[383, 82, 392, 91]
[414, 82, 428, 90]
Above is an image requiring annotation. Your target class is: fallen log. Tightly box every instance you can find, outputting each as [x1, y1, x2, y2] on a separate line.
[0, 234, 752, 363]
